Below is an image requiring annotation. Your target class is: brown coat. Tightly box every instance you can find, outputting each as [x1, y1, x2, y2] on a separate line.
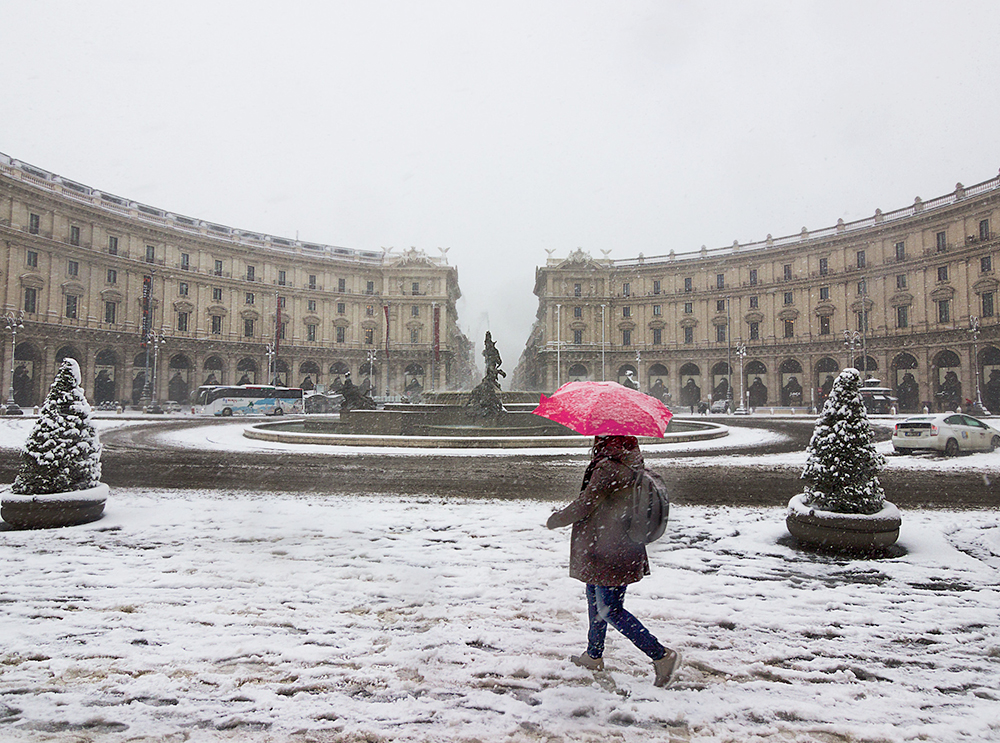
[547, 450, 649, 586]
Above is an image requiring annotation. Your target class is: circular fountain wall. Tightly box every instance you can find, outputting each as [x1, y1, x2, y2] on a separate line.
[244, 403, 728, 449]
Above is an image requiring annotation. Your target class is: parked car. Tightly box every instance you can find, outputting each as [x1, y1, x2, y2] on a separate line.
[162, 401, 182, 413]
[892, 413, 1000, 456]
[710, 399, 732, 414]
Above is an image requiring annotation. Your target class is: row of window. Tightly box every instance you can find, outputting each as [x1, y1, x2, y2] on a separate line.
[575, 224, 995, 300]
[565, 292, 997, 348]
[24, 230, 389, 294]
[571, 256, 997, 320]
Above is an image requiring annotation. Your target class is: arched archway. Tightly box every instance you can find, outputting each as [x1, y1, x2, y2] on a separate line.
[273, 358, 289, 387]
[405, 363, 425, 395]
[933, 350, 962, 411]
[779, 359, 804, 406]
[981, 346, 1000, 413]
[131, 352, 148, 405]
[329, 361, 349, 391]
[167, 354, 193, 402]
[94, 349, 119, 404]
[203, 355, 225, 386]
[647, 363, 668, 402]
[236, 357, 258, 386]
[12, 342, 41, 407]
[299, 360, 320, 391]
[815, 357, 840, 405]
[56, 345, 82, 364]
[567, 363, 588, 382]
[891, 353, 919, 412]
[679, 362, 701, 409]
[359, 360, 379, 394]
[616, 364, 637, 389]
[852, 355, 879, 379]
[711, 361, 731, 402]
[746, 360, 768, 408]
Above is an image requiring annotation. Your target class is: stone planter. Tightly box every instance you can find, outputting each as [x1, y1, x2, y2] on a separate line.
[786, 493, 901, 553]
[2, 483, 108, 529]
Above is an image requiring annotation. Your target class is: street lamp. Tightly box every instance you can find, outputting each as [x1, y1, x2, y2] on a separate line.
[735, 340, 748, 414]
[600, 304, 606, 381]
[969, 316, 988, 414]
[844, 329, 862, 371]
[366, 347, 378, 398]
[150, 332, 163, 407]
[635, 349, 642, 391]
[4, 310, 25, 414]
[265, 342, 276, 386]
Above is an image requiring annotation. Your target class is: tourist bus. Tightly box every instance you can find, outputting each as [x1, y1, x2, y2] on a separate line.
[195, 385, 304, 416]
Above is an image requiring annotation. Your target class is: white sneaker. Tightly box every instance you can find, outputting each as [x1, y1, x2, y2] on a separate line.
[653, 648, 682, 687]
[571, 653, 605, 671]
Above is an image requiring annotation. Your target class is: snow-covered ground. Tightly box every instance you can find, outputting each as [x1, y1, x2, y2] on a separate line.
[2, 493, 999, 742]
[2, 418, 999, 742]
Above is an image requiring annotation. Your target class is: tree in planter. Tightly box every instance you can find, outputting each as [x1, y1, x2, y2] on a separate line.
[12, 358, 101, 495]
[801, 367, 886, 515]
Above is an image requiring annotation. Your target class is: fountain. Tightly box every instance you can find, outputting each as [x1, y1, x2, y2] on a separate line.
[245, 333, 727, 448]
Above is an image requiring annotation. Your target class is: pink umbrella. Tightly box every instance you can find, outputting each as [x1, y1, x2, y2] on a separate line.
[532, 380, 674, 438]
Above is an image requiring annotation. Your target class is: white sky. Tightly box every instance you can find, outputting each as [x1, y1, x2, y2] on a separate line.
[3, 1, 1000, 372]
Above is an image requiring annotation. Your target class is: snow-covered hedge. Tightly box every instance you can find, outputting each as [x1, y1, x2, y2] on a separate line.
[11, 358, 102, 495]
[800, 367, 886, 514]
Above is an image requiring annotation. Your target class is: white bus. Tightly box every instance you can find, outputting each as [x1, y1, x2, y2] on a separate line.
[196, 385, 304, 416]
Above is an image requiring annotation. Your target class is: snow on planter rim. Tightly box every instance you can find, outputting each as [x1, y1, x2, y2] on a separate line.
[1, 481, 109, 504]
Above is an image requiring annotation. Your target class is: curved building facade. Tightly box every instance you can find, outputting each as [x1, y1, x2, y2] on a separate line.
[516, 175, 1000, 414]
[0, 153, 474, 408]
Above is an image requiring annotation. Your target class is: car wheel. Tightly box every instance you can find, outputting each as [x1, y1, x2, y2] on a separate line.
[222, 407, 233, 417]
[991, 435, 1000, 452]
[945, 438, 959, 457]
[274, 407, 284, 416]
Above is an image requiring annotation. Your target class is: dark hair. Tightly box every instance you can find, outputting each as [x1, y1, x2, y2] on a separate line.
[580, 435, 641, 493]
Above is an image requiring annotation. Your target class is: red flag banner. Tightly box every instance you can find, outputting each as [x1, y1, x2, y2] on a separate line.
[433, 305, 440, 362]
[140, 275, 152, 347]
[384, 304, 390, 360]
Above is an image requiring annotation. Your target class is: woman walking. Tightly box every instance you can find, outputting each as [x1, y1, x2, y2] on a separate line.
[547, 435, 682, 687]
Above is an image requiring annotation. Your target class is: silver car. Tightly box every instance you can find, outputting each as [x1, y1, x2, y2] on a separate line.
[892, 413, 1000, 456]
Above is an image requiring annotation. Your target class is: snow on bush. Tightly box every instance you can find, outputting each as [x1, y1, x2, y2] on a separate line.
[800, 367, 886, 514]
[11, 358, 102, 495]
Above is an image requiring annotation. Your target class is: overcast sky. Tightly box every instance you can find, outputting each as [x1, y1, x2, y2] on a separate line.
[3, 1, 1000, 377]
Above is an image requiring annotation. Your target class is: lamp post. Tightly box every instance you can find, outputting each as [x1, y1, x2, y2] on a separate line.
[265, 342, 276, 387]
[366, 347, 378, 398]
[600, 304, 607, 381]
[844, 329, 862, 371]
[735, 340, 747, 414]
[4, 310, 25, 414]
[555, 303, 561, 389]
[726, 296, 733, 407]
[635, 349, 642, 391]
[969, 316, 988, 414]
[150, 332, 162, 407]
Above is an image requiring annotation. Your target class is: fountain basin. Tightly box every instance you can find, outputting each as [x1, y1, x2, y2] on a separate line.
[245, 415, 728, 449]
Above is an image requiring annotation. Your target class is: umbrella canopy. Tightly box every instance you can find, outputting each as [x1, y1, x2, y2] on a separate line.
[532, 380, 674, 438]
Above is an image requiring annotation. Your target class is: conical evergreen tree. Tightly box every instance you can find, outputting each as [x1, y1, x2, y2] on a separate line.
[801, 367, 885, 514]
[12, 358, 102, 495]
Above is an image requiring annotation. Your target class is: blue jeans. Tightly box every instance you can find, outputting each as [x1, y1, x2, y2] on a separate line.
[586, 584, 666, 661]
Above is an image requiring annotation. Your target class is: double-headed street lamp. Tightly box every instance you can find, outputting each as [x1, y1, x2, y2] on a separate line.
[969, 316, 988, 414]
[735, 340, 748, 414]
[844, 329, 863, 373]
[4, 310, 25, 414]
[265, 342, 276, 386]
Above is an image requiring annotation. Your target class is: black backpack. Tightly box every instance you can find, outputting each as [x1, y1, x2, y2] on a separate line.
[624, 467, 670, 544]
